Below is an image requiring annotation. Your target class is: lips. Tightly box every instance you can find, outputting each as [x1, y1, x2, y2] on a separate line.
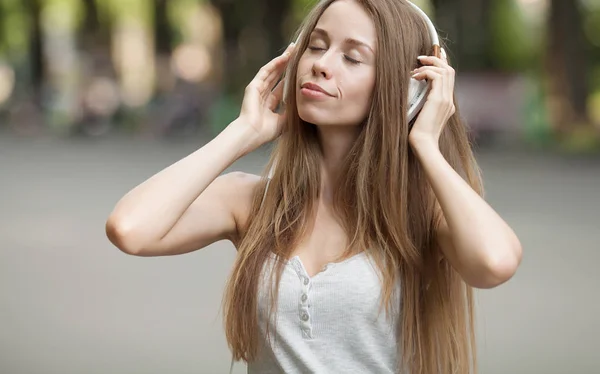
[301, 82, 334, 97]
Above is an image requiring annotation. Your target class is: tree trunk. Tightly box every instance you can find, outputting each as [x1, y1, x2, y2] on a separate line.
[263, 0, 293, 57]
[27, 0, 44, 104]
[154, 0, 172, 55]
[545, 0, 590, 133]
[82, 0, 100, 36]
[210, 0, 292, 96]
[430, 0, 492, 71]
[210, 0, 248, 96]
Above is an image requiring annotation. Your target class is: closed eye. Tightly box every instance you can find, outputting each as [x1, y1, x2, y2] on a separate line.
[308, 46, 361, 65]
[344, 56, 361, 65]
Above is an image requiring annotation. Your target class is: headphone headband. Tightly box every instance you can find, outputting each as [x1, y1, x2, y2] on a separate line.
[266, 1, 441, 182]
[407, 1, 440, 52]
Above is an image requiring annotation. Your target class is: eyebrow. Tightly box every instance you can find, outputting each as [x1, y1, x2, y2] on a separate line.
[311, 27, 375, 54]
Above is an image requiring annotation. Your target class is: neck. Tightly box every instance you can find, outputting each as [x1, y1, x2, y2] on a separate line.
[316, 125, 361, 204]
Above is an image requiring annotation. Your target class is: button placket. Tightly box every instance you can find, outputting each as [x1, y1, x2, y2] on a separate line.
[299, 304, 313, 339]
[299, 280, 311, 324]
[290, 256, 314, 339]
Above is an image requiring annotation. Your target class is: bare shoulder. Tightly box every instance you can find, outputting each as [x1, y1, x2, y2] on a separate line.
[218, 170, 262, 192]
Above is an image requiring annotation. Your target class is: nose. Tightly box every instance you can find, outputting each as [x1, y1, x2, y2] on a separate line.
[312, 52, 334, 79]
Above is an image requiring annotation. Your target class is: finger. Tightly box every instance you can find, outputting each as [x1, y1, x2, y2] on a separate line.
[246, 60, 286, 99]
[411, 69, 442, 81]
[412, 66, 454, 101]
[411, 69, 444, 92]
[438, 49, 454, 95]
[411, 66, 445, 76]
[413, 68, 455, 110]
[441, 48, 448, 62]
[252, 55, 289, 92]
[412, 66, 451, 94]
[265, 43, 297, 87]
[257, 43, 295, 82]
[265, 59, 292, 93]
[417, 55, 449, 69]
[267, 80, 285, 111]
[282, 41, 296, 55]
[417, 51, 455, 88]
[251, 43, 296, 91]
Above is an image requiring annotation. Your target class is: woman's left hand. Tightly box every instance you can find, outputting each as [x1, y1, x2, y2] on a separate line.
[408, 48, 455, 148]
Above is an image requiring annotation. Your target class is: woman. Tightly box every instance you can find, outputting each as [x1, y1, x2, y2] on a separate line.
[106, 0, 523, 373]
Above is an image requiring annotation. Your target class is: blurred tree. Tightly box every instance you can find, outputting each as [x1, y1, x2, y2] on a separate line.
[208, 0, 293, 131]
[263, 0, 291, 56]
[211, 0, 247, 95]
[80, 0, 111, 46]
[430, 0, 493, 71]
[25, 0, 43, 104]
[82, 0, 99, 37]
[489, 0, 537, 72]
[210, 0, 293, 94]
[544, 0, 592, 137]
[154, 0, 172, 55]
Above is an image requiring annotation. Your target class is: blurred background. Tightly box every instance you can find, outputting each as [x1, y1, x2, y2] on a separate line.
[1, 0, 599, 373]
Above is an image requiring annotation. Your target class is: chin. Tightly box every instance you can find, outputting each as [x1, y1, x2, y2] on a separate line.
[298, 113, 363, 128]
[297, 105, 328, 126]
[298, 111, 325, 126]
[297, 104, 360, 127]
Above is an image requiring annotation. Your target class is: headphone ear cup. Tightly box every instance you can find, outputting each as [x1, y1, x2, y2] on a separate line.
[407, 77, 429, 122]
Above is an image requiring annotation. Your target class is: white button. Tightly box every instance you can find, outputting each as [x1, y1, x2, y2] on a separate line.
[301, 294, 308, 302]
[301, 312, 309, 321]
[303, 277, 309, 285]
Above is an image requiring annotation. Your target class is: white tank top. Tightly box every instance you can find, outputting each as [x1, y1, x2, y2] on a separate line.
[247, 251, 401, 373]
[229, 177, 402, 373]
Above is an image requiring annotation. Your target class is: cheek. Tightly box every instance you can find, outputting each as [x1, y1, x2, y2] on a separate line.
[342, 73, 375, 108]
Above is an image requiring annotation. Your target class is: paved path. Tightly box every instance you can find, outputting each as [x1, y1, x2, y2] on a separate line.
[1, 135, 598, 374]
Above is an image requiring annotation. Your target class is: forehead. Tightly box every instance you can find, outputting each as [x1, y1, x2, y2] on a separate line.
[314, 0, 376, 44]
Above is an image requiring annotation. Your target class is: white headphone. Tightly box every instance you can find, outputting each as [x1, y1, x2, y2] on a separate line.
[282, 1, 439, 121]
[268, 1, 440, 180]
[233, 8, 442, 371]
[405, 1, 441, 122]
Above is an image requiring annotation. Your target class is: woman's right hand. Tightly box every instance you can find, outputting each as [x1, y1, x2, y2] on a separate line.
[236, 42, 296, 149]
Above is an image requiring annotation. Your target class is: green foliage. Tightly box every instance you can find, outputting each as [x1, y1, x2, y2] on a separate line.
[166, 0, 210, 47]
[104, 0, 152, 26]
[521, 73, 554, 147]
[42, 0, 85, 31]
[582, 4, 600, 94]
[489, 0, 538, 72]
[291, 0, 316, 24]
[0, 0, 29, 57]
[208, 93, 241, 135]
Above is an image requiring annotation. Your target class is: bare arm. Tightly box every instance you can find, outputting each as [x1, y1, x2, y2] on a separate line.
[105, 122, 258, 256]
[105, 43, 295, 257]
[409, 52, 522, 289]
[410, 137, 523, 289]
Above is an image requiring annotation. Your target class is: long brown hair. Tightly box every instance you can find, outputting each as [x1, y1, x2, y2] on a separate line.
[223, 1, 483, 373]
